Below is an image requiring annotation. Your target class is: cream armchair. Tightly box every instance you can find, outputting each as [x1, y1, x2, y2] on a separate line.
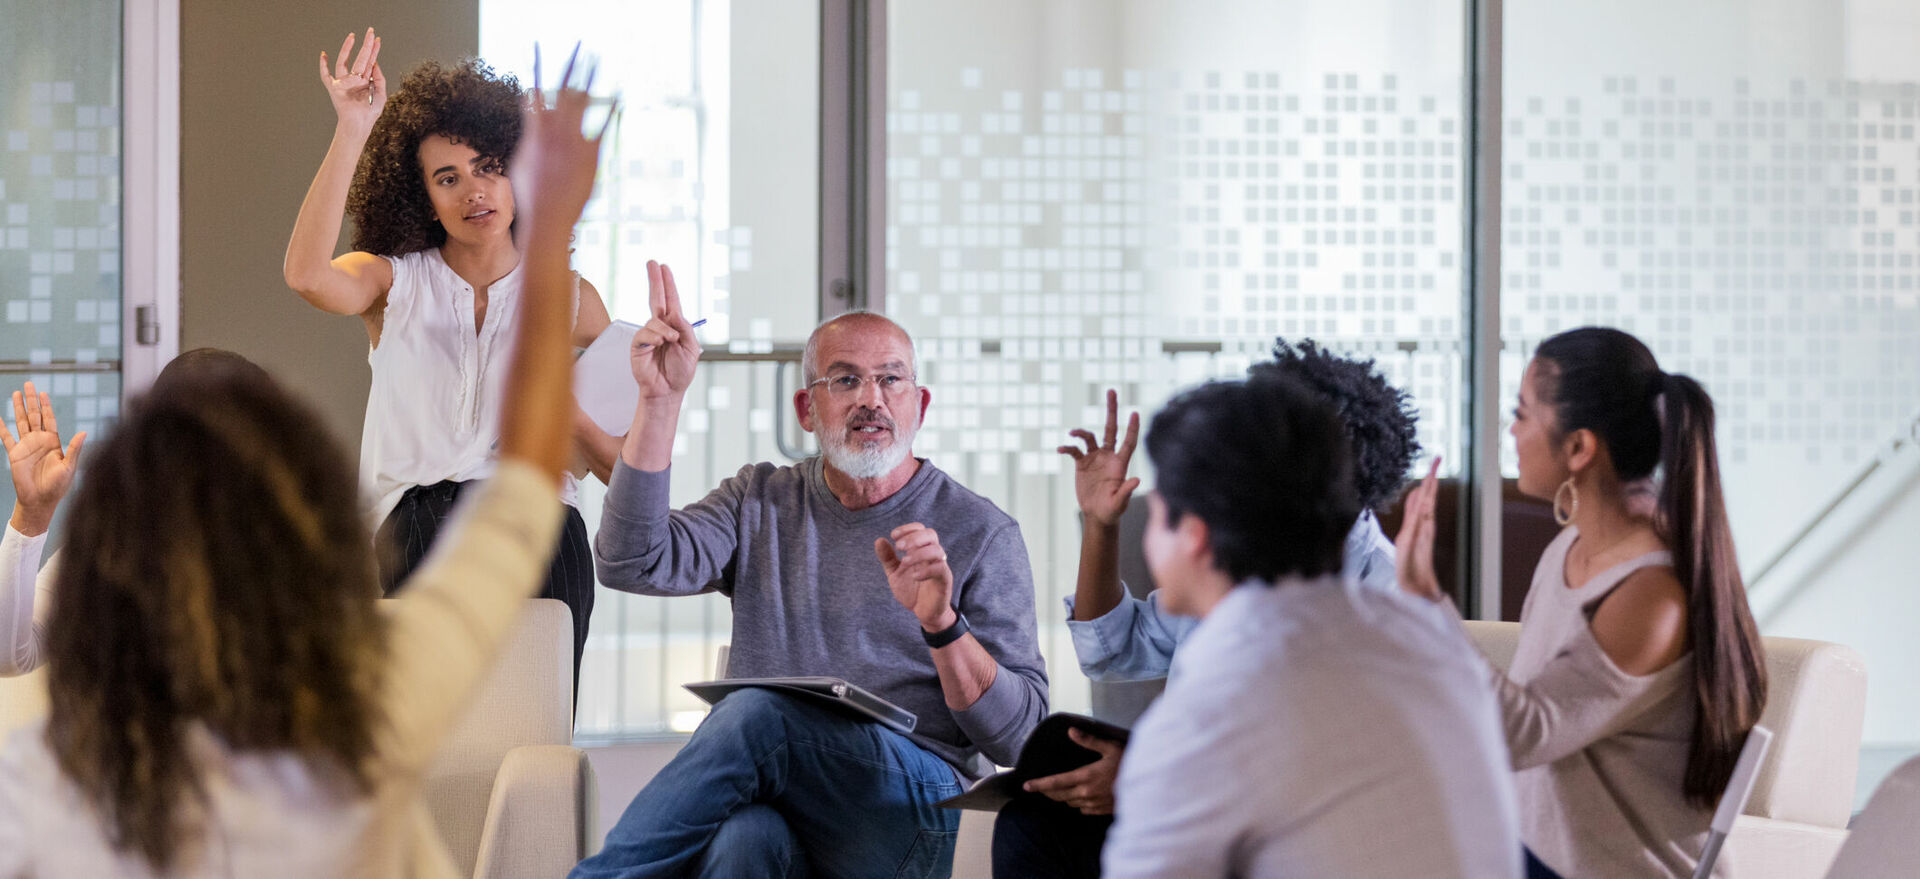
[1463, 621, 1867, 879]
[423, 597, 597, 879]
[0, 665, 48, 739]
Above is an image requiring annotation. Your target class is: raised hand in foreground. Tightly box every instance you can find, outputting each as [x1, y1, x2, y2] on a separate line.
[499, 44, 613, 479]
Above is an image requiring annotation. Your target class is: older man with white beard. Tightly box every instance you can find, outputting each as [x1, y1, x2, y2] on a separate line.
[572, 266, 1048, 879]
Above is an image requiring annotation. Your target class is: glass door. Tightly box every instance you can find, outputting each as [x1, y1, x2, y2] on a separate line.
[885, 0, 1472, 716]
[0, 0, 132, 541]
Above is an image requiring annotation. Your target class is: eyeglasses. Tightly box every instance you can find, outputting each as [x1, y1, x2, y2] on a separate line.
[809, 372, 918, 397]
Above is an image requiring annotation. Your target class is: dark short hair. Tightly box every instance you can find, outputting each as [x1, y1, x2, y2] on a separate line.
[152, 347, 271, 394]
[348, 59, 523, 255]
[1146, 373, 1358, 583]
[1248, 339, 1420, 512]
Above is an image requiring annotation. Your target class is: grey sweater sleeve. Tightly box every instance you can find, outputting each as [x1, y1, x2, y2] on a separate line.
[947, 522, 1049, 766]
[595, 460, 743, 596]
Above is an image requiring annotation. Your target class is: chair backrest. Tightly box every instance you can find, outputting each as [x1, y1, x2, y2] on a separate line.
[1462, 622, 1864, 830]
[1823, 753, 1920, 878]
[420, 598, 575, 879]
[1743, 636, 1866, 829]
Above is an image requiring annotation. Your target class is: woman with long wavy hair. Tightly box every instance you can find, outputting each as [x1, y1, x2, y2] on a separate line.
[1397, 326, 1767, 878]
[0, 60, 606, 878]
[283, 28, 629, 683]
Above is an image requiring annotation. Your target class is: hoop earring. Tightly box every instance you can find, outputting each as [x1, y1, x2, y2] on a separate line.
[1553, 478, 1579, 526]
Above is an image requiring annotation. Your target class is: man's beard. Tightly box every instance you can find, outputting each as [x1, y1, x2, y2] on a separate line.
[819, 408, 919, 479]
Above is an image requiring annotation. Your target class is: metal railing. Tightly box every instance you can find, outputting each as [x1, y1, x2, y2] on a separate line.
[1749, 408, 1920, 592]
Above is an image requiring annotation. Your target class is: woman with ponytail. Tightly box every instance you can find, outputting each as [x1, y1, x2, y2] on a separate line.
[1396, 326, 1767, 879]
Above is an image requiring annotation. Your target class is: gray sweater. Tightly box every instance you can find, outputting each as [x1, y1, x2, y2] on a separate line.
[597, 456, 1049, 778]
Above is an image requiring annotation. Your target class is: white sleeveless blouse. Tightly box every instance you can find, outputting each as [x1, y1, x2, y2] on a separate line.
[361, 249, 579, 526]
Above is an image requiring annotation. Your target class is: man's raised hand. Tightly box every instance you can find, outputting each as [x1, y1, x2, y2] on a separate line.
[629, 260, 701, 401]
[1058, 389, 1140, 528]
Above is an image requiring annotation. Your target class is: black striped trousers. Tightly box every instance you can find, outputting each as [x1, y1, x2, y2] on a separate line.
[376, 480, 594, 706]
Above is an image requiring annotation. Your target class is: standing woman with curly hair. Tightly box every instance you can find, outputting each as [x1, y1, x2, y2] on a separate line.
[284, 29, 625, 683]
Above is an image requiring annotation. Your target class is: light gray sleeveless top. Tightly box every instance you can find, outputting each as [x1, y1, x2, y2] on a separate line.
[1500, 526, 1723, 879]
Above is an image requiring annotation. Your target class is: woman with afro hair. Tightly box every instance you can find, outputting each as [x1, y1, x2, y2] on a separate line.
[285, 29, 624, 683]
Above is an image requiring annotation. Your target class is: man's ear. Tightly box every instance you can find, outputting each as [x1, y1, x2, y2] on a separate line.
[1175, 512, 1213, 570]
[915, 385, 932, 424]
[794, 389, 816, 434]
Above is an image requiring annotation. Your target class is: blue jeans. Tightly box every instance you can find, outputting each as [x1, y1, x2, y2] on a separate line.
[571, 688, 966, 879]
[991, 795, 1111, 878]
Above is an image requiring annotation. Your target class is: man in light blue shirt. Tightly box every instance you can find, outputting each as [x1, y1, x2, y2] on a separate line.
[994, 339, 1425, 878]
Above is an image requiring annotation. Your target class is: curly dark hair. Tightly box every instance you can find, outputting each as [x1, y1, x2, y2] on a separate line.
[348, 58, 523, 255]
[1247, 338, 1421, 512]
[44, 359, 387, 871]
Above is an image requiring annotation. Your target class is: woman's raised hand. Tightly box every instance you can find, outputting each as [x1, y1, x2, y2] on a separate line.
[0, 383, 85, 537]
[496, 44, 612, 478]
[318, 27, 386, 133]
[512, 43, 613, 235]
[1393, 458, 1444, 602]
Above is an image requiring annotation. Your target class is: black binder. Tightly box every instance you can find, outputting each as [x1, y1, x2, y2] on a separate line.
[938, 712, 1131, 811]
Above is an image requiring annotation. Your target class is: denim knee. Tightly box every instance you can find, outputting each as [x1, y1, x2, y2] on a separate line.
[699, 804, 804, 879]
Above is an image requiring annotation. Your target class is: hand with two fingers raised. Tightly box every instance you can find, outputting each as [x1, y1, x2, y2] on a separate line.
[628, 260, 701, 401]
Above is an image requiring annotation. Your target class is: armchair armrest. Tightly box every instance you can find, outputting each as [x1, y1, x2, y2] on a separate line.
[471, 745, 598, 879]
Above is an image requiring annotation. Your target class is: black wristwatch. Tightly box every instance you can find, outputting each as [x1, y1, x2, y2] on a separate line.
[922, 612, 971, 649]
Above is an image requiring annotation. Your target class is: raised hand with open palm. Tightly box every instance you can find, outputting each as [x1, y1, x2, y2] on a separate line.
[0, 382, 86, 536]
[1394, 458, 1444, 602]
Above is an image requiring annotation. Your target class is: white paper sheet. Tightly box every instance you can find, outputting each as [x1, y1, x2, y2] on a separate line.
[575, 320, 640, 435]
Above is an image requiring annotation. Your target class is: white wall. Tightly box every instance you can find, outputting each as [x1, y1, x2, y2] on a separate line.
[1758, 441, 1920, 761]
